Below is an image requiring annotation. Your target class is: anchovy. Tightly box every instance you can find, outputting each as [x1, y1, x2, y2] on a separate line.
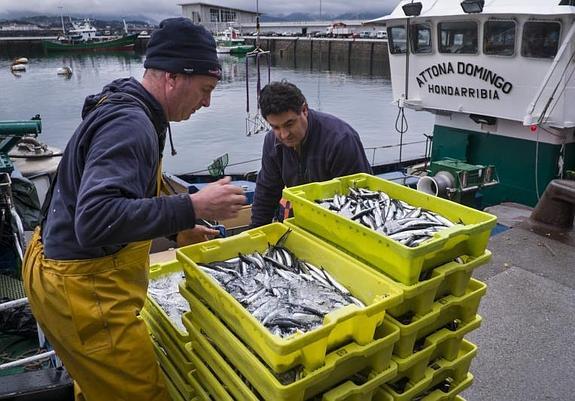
[315, 187, 458, 247]
[197, 230, 364, 337]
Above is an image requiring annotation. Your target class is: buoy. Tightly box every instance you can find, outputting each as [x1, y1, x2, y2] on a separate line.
[10, 64, 26, 72]
[56, 66, 73, 76]
[14, 57, 29, 64]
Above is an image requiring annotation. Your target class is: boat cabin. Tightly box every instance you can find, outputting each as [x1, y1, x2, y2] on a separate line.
[379, 0, 575, 207]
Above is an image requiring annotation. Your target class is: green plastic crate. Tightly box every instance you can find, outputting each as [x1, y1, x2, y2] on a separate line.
[285, 218, 491, 319]
[380, 340, 477, 401]
[386, 279, 486, 359]
[390, 315, 481, 384]
[141, 308, 194, 379]
[283, 173, 497, 285]
[144, 259, 189, 355]
[152, 339, 196, 401]
[181, 288, 399, 401]
[177, 222, 403, 373]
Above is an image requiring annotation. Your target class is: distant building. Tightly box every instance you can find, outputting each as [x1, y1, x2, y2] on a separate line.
[0, 23, 41, 31]
[179, 2, 259, 33]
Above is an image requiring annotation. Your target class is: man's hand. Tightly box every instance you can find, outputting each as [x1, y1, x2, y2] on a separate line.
[190, 176, 246, 220]
[176, 226, 219, 247]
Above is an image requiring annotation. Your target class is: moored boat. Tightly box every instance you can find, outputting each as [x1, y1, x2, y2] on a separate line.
[43, 18, 139, 52]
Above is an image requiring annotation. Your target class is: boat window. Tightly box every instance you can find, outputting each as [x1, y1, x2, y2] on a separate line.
[438, 21, 478, 54]
[388, 26, 407, 54]
[521, 22, 561, 59]
[484, 20, 516, 56]
[411, 23, 432, 53]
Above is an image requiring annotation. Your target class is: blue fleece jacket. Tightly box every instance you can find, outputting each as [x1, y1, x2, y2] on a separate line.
[43, 77, 196, 260]
[250, 109, 372, 227]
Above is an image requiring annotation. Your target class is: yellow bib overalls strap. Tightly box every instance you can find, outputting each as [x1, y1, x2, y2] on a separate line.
[22, 96, 171, 401]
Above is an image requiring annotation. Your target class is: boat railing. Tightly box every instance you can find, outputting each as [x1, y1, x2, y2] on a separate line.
[184, 134, 432, 176]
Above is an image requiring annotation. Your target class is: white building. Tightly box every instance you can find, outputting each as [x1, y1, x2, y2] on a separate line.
[179, 2, 259, 33]
[0, 23, 41, 31]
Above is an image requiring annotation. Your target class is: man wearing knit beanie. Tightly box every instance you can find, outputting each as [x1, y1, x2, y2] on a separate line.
[22, 17, 245, 401]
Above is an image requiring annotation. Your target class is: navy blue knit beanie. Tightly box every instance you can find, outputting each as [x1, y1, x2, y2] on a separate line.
[144, 17, 221, 80]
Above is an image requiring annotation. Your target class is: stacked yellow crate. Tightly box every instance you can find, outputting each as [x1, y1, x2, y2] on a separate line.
[176, 222, 405, 400]
[142, 260, 197, 400]
[147, 172, 494, 400]
[281, 173, 497, 400]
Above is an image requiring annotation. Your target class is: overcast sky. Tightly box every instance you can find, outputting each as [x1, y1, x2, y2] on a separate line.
[0, 0, 399, 20]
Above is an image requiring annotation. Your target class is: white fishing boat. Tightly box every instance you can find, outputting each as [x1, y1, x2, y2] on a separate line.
[374, 0, 574, 208]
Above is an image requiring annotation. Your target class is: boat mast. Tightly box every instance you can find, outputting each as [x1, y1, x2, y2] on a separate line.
[58, 6, 66, 34]
[123, 18, 128, 35]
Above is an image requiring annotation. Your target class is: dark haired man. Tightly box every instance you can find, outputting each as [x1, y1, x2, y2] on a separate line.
[22, 18, 245, 401]
[251, 80, 371, 227]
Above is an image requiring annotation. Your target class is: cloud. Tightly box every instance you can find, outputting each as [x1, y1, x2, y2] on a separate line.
[0, 0, 399, 20]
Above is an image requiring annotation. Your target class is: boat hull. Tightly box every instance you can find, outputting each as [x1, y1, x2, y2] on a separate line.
[431, 124, 575, 207]
[229, 45, 255, 55]
[42, 34, 139, 52]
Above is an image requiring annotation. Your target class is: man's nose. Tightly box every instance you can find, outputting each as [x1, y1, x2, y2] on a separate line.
[279, 128, 289, 140]
[202, 94, 211, 108]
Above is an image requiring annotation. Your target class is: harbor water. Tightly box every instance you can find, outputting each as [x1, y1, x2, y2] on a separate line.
[0, 51, 434, 175]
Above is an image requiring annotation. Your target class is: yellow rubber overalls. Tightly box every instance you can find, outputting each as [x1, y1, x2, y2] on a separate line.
[22, 157, 171, 401]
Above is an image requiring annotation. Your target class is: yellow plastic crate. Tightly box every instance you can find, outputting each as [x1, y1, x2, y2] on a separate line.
[285, 218, 491, 319]
[181, 288, 399, 401]
[386, 279, 486, 359]
[144, 259, 189, 354]
[186, 338, 262, 401]
[283, 173, 497, 285]
[188, 370, 213, 401]
[186, 348, 235, 401]
[188, 324, 399, 401]
[380, 340, 477, 401]
[177, 222, 403, 373]
[141, 308, 194, 379]
[390, 315, 481, 384]
[374, 375, 472, 401]
[163, 373, 186, 401]
[318, 361, 397, 401]
[152, 339, 196, 401]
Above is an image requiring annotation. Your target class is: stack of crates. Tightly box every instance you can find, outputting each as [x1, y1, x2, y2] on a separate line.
[145, 172, 495, 400]
[141, 261, 198, 401]
[281, 173, 496, 400]
[176, 223, 407, 400]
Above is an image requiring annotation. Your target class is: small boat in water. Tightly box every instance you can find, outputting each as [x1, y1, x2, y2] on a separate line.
[43, 18, 139, 52]
[56, 66, 73, 76]
[216, 27, 255, 55]
[10, 64, 26, 72]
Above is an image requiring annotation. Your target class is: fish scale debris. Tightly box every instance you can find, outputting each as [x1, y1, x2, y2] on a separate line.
[316, 187, 457, 247]
[198, 230, 364, 338]
[148, 271, 189, 331]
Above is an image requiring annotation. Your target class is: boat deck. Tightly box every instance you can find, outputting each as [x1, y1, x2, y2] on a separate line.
[462, 205, 575, 401]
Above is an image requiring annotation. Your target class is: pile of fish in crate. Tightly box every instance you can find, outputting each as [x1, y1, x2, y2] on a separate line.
[141, 173, 496, 401]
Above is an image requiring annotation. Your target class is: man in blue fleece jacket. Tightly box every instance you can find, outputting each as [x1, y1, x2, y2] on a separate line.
[251, 81, 372, 227]
[22, 18, 245, 401]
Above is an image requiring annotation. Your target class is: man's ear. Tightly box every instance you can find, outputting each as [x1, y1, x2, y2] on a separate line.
[166, 72, 178, 88]
[301, 103, 309, 117]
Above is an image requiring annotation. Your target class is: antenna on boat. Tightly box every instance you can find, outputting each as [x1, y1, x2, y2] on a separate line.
[58, 6, 66, 35]
[394, 1, 422, 163]
[245, 0, 272, 137]
[123, 18, 128, 35]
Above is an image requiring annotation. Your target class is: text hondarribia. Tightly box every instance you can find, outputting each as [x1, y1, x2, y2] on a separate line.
[416, 62, 513, 100]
